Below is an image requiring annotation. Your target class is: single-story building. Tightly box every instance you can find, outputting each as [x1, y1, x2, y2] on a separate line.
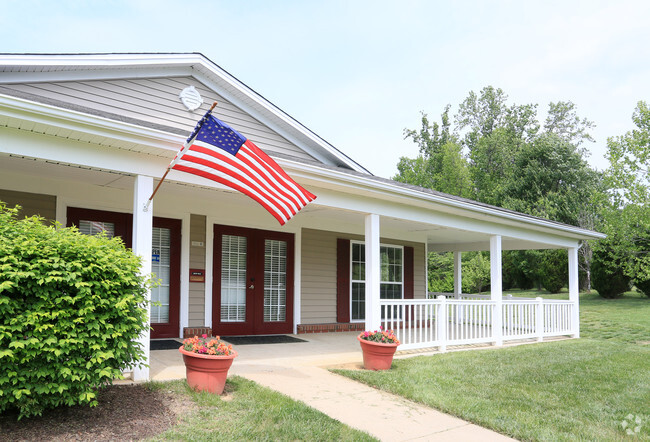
[0, 53, 605, 380]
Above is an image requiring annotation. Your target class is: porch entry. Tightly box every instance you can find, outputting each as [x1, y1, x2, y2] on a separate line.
[212, 224, 294, 336]
[66, 207, 181, 339]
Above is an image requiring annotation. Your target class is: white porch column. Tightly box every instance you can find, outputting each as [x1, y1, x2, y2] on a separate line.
[365, 214, 381, 330]
[490, 235, 503, 346]
[453, 251, 462, 299]
[293, 229, 302, 334]
[568, 247, 580, 338]
[132, 175, 153, 381]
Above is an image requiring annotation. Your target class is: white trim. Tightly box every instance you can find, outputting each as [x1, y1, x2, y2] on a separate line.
[205, 216, 215, 329]
[490, 235, 503, 347]
[293, 229, 302, 334]
[132, 175, 153, 381]
[179, 213, 191, 335]
[453, 251, 462, 298]
[350, 241, 405, 322]
[568, 247, 580, 338]
[365, 214, 381, 331]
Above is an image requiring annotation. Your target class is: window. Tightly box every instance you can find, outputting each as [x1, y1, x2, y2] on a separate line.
[350, 242, 403, 321]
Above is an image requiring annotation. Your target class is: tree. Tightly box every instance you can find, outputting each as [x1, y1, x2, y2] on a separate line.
[606, 101, 650, 205]
[601, 101, 650, 292]
[544, 101, 595, 147]
[396, 107, 473, 198]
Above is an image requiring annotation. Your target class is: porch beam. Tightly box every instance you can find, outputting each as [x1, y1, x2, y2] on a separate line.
[365, 213, 381, 330]
[568, 247, 580, 338]
[453, 251, 462, 298]
[490, 235, 503, 346]
[132, 175, 153, 381]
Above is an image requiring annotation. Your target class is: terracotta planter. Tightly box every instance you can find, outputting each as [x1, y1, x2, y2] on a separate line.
[179, 347, 238, 394]
[357, 335, 399, 370]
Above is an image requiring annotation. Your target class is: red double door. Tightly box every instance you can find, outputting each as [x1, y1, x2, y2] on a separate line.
[67, 207, 181, 339]
[212, 224, 294, 336]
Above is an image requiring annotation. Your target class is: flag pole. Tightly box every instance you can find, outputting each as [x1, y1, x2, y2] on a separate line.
[143, 101, 218, 212]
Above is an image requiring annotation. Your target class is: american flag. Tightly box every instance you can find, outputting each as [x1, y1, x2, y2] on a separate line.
[170, 111, 316, 225]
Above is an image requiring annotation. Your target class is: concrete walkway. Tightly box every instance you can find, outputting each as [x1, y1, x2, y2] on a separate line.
[150, 332, 515, 441]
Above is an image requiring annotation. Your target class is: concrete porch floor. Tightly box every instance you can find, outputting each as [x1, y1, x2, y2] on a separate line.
[148, 332, 517, 441]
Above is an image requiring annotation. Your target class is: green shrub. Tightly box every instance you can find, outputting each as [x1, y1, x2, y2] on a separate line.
[0, 204, 150, 418]
[540, 249, 568, 294]
[591, 247, 631, 299]
[634, 278, 650, 298]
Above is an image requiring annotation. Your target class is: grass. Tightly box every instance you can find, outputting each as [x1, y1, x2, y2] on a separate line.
[149, 376, 376, 441]
[334, 290, 650, 441]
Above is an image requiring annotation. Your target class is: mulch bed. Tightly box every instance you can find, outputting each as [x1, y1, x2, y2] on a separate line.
[0, 383, 193, 441]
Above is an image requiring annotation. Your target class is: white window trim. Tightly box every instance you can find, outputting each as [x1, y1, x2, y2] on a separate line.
[350, 241, 404, 323]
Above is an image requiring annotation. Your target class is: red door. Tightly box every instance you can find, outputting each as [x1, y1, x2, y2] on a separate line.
[67, 207, 181, 338]
[212, 224, 294, 336]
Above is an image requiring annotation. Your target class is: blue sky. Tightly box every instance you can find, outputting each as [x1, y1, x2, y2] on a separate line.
[2, 0, 649, 178]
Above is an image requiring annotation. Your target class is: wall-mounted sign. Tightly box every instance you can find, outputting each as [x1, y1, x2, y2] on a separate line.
[190, 268, 205, 283]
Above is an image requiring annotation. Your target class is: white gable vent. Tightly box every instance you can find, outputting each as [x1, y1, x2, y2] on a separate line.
[179, 85, 203, 111]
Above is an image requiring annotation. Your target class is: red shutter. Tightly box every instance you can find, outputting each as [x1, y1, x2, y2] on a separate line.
[336, 238, 350, 323]
[404, 246, 414, 299]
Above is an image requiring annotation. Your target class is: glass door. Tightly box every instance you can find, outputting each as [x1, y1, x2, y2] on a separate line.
[213, 225, 293, 335]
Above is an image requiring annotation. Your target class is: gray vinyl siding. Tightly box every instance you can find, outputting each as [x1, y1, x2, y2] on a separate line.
[3, 77, 318, 162]
[0, 189, 56, 221]
[188, 214, 206, 327]
[300, 228, 426, 325]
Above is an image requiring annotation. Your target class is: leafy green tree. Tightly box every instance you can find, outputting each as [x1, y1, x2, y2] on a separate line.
[462, 252, 491, 294]
[606, 101, 650, 205]
[600, 101, 650, 294]
[544, 101, 596, 147]
[400, 87, 602, 293]
[396, 107, 473, 198]
[427, 252, 454, 293]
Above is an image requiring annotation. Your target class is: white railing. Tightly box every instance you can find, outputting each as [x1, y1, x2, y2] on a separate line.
[381, 295, 577, 351]
[447, 300, 494, 345]
[543, 301, 574, 337]
[502, 299, 538, 340]
[381, 299, 440, 350]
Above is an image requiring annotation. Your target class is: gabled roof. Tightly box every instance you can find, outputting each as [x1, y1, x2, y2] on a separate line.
[0, 52, 371, 174]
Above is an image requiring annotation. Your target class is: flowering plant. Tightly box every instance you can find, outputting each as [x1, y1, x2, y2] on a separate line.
[182, 334, 234, 356]
[359, 326, 400, 344]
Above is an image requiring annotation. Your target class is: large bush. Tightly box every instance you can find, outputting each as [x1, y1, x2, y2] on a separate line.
[591, 246, 631, 299]
[540, 249, 568, 294]
[0, 204, 150, 418]
[634, 278, 650, 298]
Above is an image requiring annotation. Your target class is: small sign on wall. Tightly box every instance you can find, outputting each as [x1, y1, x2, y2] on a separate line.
[190, 268, 205, 283]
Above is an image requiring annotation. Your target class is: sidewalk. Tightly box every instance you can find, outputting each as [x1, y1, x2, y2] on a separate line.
[150, 332, 515, 441]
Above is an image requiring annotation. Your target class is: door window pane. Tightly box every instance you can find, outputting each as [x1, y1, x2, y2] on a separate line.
[221, 235, 247, 322]
[264, 239, 287, 322]
[151, 227, 171, 323]
[78, 220, 115, 238]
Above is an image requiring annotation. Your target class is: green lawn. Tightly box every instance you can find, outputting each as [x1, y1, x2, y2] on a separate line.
[150, 376, 376, 441]
[334, 291, 650, 441]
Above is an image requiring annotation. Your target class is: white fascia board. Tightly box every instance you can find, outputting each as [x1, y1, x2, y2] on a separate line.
[0, 93, 183, 151]
[0, 53, 204, 68]
[278, 158, 606, 241]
